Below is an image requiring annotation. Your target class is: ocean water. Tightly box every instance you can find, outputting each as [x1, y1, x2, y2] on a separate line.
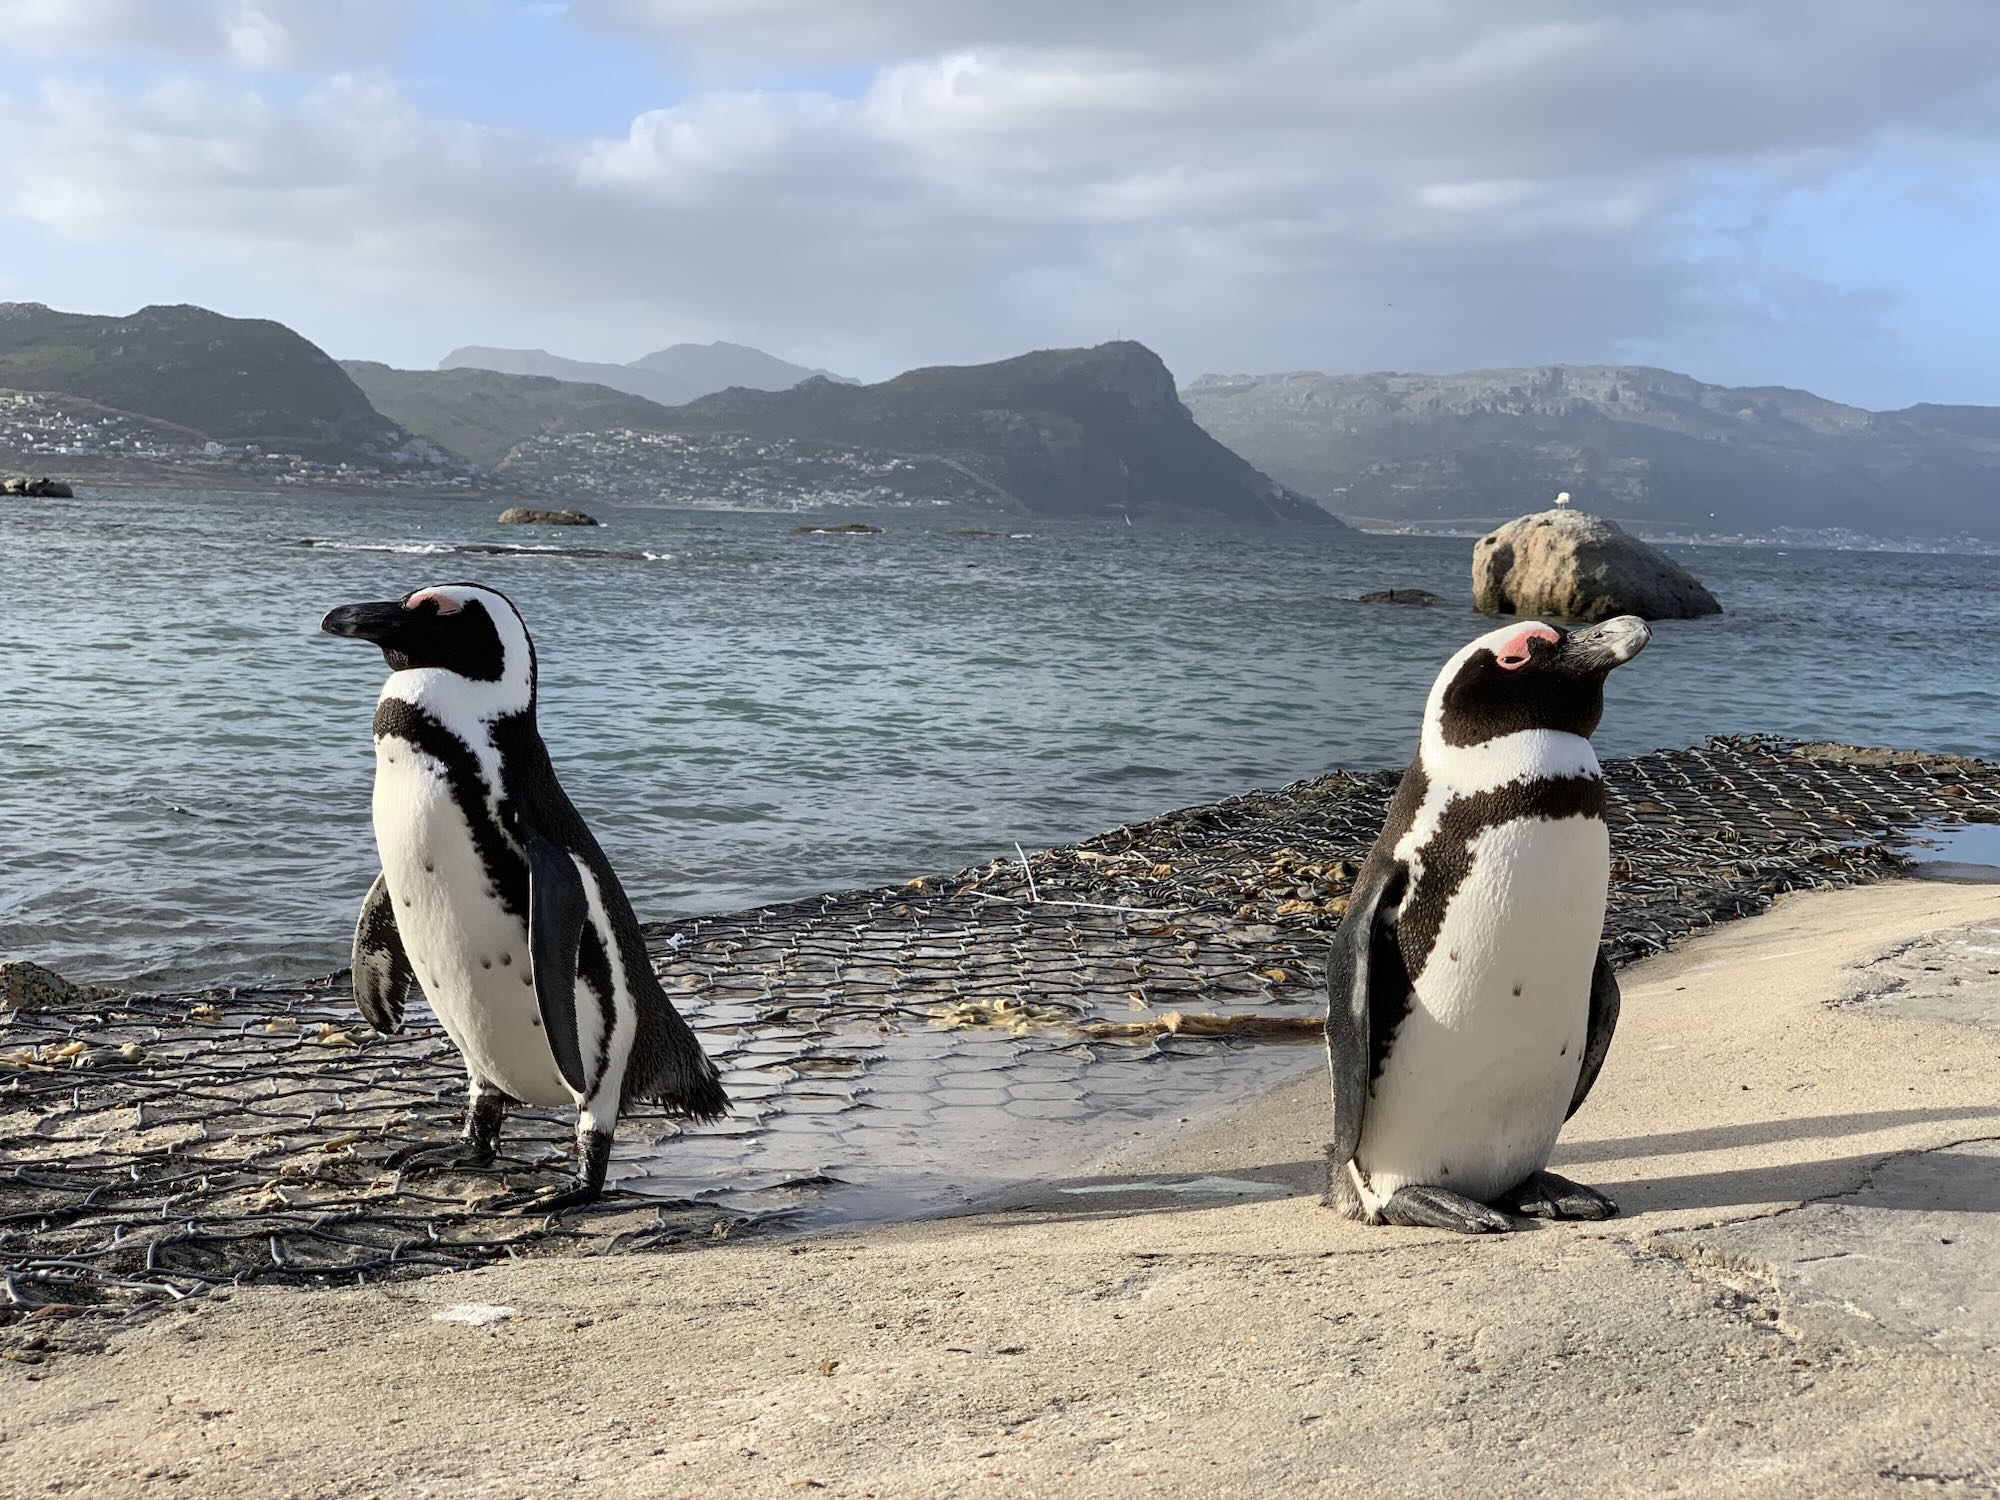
[2, 488, 1996, 988]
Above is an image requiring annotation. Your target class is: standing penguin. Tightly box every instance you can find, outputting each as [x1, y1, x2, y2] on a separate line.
[322, 582, 727, 1212]
[1324, 615, 1650, 1233]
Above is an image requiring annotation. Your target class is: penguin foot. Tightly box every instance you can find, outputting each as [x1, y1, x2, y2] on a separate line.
[490, 1124, 615, 1218]
[384, 1138, 497, 1173]
[1500, 1171, 1618, 1221]
[488, 1180, 605, 1218]
[1379, 1185, 1513, 1235]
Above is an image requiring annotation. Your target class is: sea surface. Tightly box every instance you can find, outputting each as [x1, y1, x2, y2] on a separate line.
[3, 488, 1996, 988]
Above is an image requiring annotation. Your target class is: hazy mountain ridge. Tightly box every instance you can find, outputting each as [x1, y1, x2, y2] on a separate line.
[342, 361, 682, 468]
[1183, 364, 2000, 538]
[0, 302, 421, 461]
[439, 341, 856, 406]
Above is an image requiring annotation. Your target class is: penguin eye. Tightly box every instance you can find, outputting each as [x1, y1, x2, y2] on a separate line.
[405, 589, 463, 616]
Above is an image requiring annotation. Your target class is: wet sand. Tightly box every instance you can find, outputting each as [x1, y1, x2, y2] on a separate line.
[5, 878, 1997, 1499]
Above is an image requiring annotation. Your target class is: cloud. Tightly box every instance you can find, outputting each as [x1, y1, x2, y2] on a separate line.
[0, 0, 401, 70]
[2, 1, 1997, 392]
[574, 0, 1266, 67]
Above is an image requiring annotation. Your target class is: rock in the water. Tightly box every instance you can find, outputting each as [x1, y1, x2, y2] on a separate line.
[1358, 588, 1443, 607]
[498, 507, 599, 526]
[1472, 509, 1721, 622]
[793, 522, 883, 535]
[0, 960, 118, 1011]
[2, 475, 73, 498]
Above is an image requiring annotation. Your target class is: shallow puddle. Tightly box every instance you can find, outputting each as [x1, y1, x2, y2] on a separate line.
[1899, 820, 2000, 883]
[610, 1008, 1325, 1227]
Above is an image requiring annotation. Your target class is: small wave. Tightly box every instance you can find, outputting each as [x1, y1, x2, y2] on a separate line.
[1008, 533, 1035, 540]
[298, 539, 456, 556]
[297, 539, 672, 562]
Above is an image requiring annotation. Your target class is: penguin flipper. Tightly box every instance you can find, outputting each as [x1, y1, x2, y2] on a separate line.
[352, 872, 414, 1035]
[1324, 858, 1408, 1168]
[1566, 948, 1621, 1120]
[523, 827, 590, 1096]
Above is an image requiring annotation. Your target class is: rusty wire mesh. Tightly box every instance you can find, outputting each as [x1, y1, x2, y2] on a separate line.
[4, 735, 1996, 1359]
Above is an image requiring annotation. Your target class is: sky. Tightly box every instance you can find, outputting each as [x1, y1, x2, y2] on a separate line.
[1, 0, 1997, 408]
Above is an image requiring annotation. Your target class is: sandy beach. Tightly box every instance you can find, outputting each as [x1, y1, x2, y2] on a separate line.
[5, 877, 1998, 1498]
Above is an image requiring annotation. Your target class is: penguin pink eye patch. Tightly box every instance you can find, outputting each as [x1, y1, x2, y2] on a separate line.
[1494, 624, 1560, 670]
[404, 589, 463, 615]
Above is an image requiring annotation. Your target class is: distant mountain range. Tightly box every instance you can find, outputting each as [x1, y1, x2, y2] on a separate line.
[1182, 365, 2000, 540]
[0, 302, 416, 461]
[14, 297, 1998, 540]
[438, 342, 856, 406]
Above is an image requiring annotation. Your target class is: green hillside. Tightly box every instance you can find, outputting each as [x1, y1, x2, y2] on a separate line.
[661, 341, 1338, 524]
[0, 302, 409, 460]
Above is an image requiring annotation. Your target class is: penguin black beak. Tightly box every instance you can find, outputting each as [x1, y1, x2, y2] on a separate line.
[320, 600, 407, 644]
[1562, 615, 1652, 672]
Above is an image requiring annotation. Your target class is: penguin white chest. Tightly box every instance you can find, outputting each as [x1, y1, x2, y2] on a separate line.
[370, 741, 573, 1108]
[1360, 813, 1607, 1203]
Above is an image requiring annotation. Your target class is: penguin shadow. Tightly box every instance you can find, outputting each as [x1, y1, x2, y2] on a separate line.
[1559, 1105, 2000, 1217]
[976, 1158, 1326, 1225]
[987, 1106, 2000, 1230]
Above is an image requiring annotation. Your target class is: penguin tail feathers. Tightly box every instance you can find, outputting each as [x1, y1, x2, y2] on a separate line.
[629, 1000, 731, 1123]
[663, 1060, 730, 1124]
[1321, 1146, 1370, 1222]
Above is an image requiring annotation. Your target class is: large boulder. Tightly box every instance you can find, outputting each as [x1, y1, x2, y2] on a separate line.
[1, 959, 118, 1011]
[1472, 509, 1721, 622]
[499, 507, 598, 526]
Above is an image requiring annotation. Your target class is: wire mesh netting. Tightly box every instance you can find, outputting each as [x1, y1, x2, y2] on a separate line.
[4, 735, 1996, 1359]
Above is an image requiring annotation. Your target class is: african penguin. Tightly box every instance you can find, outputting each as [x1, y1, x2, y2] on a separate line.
[322, 582, 727, 1213]
[1323, 615, 1650, 1234]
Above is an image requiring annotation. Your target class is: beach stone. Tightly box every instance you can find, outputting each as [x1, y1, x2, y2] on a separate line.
[0, 959, 118, 1011]
[1471, 508, 1721, 622]
[1357, 588, 1443, 606]
[431, 1304, 518, 1327]
[498, 507, 599, 526]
